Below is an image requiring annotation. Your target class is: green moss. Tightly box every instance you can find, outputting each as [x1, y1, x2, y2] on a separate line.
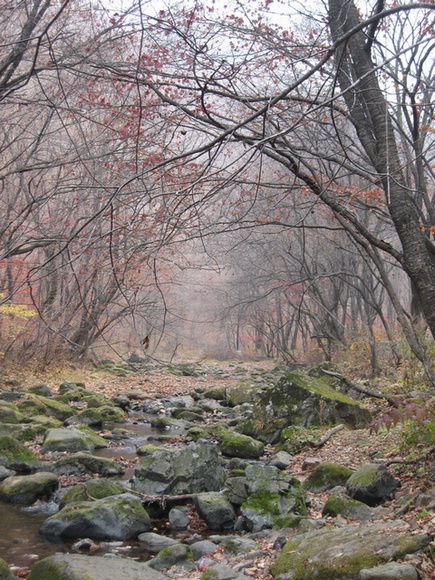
[76, 426, 108, 448]
[203, 386, 227, 400]
[271, 538, 382, 579]
[59, 480, 124, 508]
[201, 569, 219, 580]
[97, 405, 125, 423]
[27, 558, 71, 580]
[136, 444, 162, 456]
[346, 463, 379, 488]
[212, 427, 264, 459]
[0, 403, 24, 425]
[0, 556, 14, 579]
[0, 435, 39, 467]
[37, 396, 75, 421]
[185, 426, 210, 441]
[321, 494, 365, 517]
[277, 426, 321, 454]
[303, 463, 353, 492]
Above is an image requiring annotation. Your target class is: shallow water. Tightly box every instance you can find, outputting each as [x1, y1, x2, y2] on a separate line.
[0, 420, 185, 569]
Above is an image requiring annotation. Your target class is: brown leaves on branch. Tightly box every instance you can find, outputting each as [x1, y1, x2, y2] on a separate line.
[371, 395, 435, 434]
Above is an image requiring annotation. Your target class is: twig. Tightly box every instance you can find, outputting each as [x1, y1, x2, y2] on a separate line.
[311, 424, 344, 448]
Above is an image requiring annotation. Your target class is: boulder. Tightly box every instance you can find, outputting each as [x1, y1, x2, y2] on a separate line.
[322, 491, 373, 521]
[0, 435, 39, 472]
[41, 427, 107, 454]
[51, 452, 124, 477]
[0, 557, 15, 580]
[59, 479, 125, 508]
[271, 521, 429, 579]
[131, 439, 226, 496]
[147, 543, 195, 572]
[137, 532, 181, 553]
[40, 493, 151, 540]
[302, 462, 353, 492]
[239, 372, 372, 441]
[193, 491, 237, 530]
[27, 554, 168, 579]
[214, 427, 264, 459]
[239, 466, 307, 532]
[169, 506, 190, 529]
[0, 402, 24, 424]
[346, 463, 400, 506]
[0, 472, 58, 505]
[359, 562, 419, 579]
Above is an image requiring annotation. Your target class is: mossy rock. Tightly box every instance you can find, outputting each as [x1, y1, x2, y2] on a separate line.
[76, 425, 108, 448]
[322, 492, 372, 520]
[36, 396, 75, 421]
[27, 554, 166, 580]
[226, 384, 254, 407]
[171, 407, 204, 419]
[136, 444, 162, 456]
[83, 394, 109, 408]
[148, 543, 195, 571]
[203, 386, 227, 401]
[16, 395, 48, 417]
[21, 416, 63, 441]
[52, 452, 124, 477]
[0, 556, 15, 579]
[185, 426, 210, 441]
[303, 462, 353, 492]
[97, 405, 125, 423]
[0, 403, 24, 424]
[277, 426, 321, 454]
[59, 479, 124, 508]
[174, 410, 204, 422]
[241, 490, 305, 531]
[213, 427, 264, 459]
[0, 435, 39, 471]
[0, 471, 58, 505]
[346, 463, 400, 506]
[28, 384, 52, 397]
[58, 382, 83, 395]
[239, 372, 372, 441]
[271, 521, 429, 579]
[150, 416, 185, 430]
[69, 408, 103, 426]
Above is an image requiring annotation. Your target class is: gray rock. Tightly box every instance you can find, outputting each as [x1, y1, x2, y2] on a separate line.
[226, 476, 248, 505]
[27, 554, 169, 579]
[268, 450, 293, 470]
[359, 562, 418, 579]
[189, 539, 219, 559]
[131, 439, 225, 496]
[199, 562, 249, 579]
[42, 428, 96, 454]
[0, 465, 15, 481]
[169, 506, 190, 529]
[137, 531, 181, 553]
[0, 472, 58, 505]
[346, 463, 400, 506]
[40, 493, 151, 540]
[193, 491, 237, 530]
[50, 452, 124, 477]
[245, 464, 297, 495]
[147, 543, 195, 571]
[322, 491, 373, 521]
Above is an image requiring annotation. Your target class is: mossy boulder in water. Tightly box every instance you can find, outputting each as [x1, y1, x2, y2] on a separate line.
[0, 472, 58, 504]
[41, 427, 107, 454]
[40, 493, 151, 540]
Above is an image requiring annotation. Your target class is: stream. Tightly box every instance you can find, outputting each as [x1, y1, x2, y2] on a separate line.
[0, 420, 186, 570]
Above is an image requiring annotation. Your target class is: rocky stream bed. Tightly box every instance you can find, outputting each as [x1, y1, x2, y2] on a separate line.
[0, 359, 434, 579]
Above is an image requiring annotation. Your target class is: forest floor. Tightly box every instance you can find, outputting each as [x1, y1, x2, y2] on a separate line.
[3, 357, 435, 579]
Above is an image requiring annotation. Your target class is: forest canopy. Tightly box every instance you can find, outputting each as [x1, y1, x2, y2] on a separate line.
[0, 0, 434, 382]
